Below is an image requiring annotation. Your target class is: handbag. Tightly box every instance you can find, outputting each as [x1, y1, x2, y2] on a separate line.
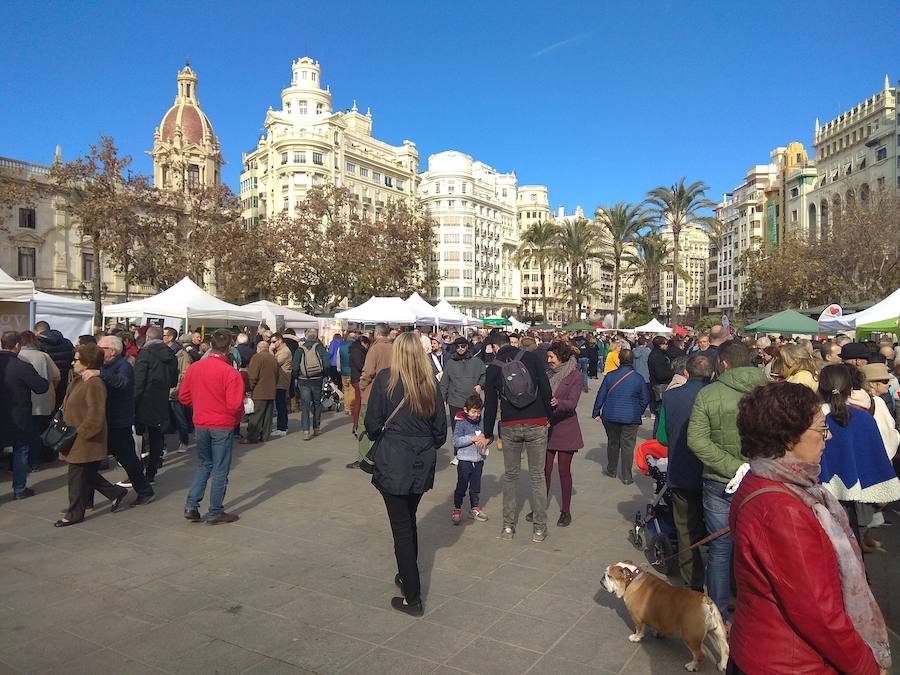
[360, 400, 405, 475]
[244, 397, 255, 415]
[41, 406, 77, 456]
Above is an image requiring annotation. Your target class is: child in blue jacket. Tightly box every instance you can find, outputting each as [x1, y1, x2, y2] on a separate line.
[452, 394, 489, 524]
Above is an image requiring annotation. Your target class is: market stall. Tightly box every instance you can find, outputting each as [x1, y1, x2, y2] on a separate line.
[241, 300, 320, 331]
[335, 296, 418, 325]
[818, 288, 900, 335]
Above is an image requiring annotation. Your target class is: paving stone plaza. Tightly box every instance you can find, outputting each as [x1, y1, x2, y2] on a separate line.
[2, 387, 898, 674]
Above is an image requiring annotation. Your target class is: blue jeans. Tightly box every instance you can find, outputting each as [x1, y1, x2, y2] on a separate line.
[454, 460, 484, 509]
[12, 444, 29, 495]
[297, 378, 323, 431]
[275, 389, 288, 431]
[577, 357, 589, 389]
[702, 478, 734, 623]
[186, 428, 234, 520]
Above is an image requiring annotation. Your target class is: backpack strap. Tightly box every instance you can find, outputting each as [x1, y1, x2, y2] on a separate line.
[607, 370, 635, 395]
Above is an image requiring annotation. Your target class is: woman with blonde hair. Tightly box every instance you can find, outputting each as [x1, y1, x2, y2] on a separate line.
[777, 343, 819, 390]
[364, 332, 448, 617]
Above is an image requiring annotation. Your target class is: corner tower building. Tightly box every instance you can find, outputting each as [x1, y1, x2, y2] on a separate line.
[149, 63, 223, 190]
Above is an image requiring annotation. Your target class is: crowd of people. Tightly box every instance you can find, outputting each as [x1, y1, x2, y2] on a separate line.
[1, 315, 899, 671]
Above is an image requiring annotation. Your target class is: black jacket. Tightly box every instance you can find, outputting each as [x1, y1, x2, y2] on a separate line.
[101, 354, 135, 429]
[482, 345, 553, 440]
[648, 347, 674, 387]
[236, 343, 256, 369]
[365, 368, 447, 495]
[38, 330, 75, 375]
[0, 351, 49, 446]
[349, 341, 367, 383]
[662, 377, 707, 490]
[134, 341, 178, 427]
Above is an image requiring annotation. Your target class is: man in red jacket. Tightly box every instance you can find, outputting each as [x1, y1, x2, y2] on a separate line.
[180, 329, 245, 524]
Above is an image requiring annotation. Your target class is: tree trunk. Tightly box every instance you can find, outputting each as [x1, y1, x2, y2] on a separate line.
[570, 259, 578, 323]
[613, 259, 621, 328]
[92, 234, 102, 330]
[671, 228, 680, 321]
[539, 260, 547, 323]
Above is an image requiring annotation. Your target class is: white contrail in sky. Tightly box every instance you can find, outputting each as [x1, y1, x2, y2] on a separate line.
[532, 32, 592, 58]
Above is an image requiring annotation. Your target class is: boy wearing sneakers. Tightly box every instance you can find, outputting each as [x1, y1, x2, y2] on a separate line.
[451, 394, 489, 524]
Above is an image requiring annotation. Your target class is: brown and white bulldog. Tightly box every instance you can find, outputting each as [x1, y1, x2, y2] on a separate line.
[601, 561, 729, 672]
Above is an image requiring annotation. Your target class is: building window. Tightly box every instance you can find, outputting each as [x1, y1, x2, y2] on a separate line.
[502, 188, 507, 197]
[444, 251, 460, 261]
[312, 152, 323, 165]
[791, 210, 798, 223]
[316, 103, 323, 114]
[17, 246, 35, 279]
[464, 287, 473, 297]
[82, 252, 94, 281]
[311, 72, 316, 82]
[283, 196, 289, 211]
[18, 208, 36, 229]
[298, 101, 308, 114]
[301, 71, 308, 80]
[372, 171, 381, 183]
[463, 251, 473, 262]
[434, 182, 441, 194]
[292, 152, 301, 163]
[448, 200, 455, 208]
[461, 183, 467, 194]
[877, 177, 885, 190]
[359, 167, 369, 178]
[384, 175, 392, 187]
[463, 269, 473, 279]
[790, 187, 799, 198]
[444, 233, 460, 243]
[186, 165, 200, 188]
[346, 162, 355, 173]
[443, 286, 460, 297]
[876, 146, 887, 161]
[463, 233, 473, 244]
[396, 179, 404, 191]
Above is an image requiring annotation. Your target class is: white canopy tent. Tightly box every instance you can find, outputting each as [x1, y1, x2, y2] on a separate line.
[507, 316, 530, 332]
[335, 296, 417, 324]
[102, 277, 262, 326]
[818, 287, 900, 334]
[632, 318, 673, 334]
[241, 300, 320, 331]
[404, 293, 440, 326]
[433, 299, 467, 326]
[0, 268, 93, 341]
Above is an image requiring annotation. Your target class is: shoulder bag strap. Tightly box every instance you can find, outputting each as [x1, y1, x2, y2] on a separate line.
[607, 370, 635, 395]
[732, 485, 797, 526]
[381, 399, 405, 433]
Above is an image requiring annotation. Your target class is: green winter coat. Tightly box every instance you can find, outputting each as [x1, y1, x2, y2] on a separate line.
[687, 367, 767, 485]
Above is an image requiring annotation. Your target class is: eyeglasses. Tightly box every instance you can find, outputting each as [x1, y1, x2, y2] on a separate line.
[811, 424, 831, 441]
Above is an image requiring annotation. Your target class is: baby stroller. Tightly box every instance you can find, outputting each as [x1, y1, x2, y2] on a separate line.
[320, 378, 344, 413]
[628, 441, 678, 575]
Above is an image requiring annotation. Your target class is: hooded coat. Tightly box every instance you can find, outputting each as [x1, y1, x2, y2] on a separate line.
[37, 329, 75, 377]
[687, 366, 767, 484]
[134, 341, 178, 427]
[439, 348, 486, 408]
[0, 351, 49, 446]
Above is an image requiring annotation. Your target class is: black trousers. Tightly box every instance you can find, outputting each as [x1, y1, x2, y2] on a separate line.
[65, 461, 122, 523]
[382, 492, 423, 603]
[601, 420, 639, 482]
[108, 426, 153, 497]
[145, 424, 165, 481]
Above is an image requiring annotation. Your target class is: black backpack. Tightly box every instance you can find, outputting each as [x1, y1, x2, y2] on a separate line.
[498, 350, 538, 409]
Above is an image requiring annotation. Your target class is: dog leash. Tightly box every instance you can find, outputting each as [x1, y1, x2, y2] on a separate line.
[654, 486, 793, 565]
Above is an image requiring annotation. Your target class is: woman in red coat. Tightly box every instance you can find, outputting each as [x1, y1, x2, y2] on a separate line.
[729, 381, 889, 675]
[528, 341, 584, 527]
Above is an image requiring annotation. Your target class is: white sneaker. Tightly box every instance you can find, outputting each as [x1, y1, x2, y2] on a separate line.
[116, 479, 132, 488]
[270, 430, 287, 438]
[174, 444, 189, 454]
[450, 456, 459, 465]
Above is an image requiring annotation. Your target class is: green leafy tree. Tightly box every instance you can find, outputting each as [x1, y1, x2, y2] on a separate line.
[620, 292, 651, 328]
[515, 220, 561, 323]
[622, 233, 682, 314]
[595, 201, 653, 328]
[645, 178, 715, 320]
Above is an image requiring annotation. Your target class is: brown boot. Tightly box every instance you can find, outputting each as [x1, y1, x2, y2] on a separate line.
[207, 512, 240, 525]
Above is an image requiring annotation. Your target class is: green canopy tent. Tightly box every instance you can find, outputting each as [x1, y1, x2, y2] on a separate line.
[561, 322, 594, 332]
[481, 316, 512, 326]
[744, 309, 834, 335]
[532, 322, 554, 331]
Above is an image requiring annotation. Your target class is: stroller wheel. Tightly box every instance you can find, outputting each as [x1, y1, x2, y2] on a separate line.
[647, 533, 677, 576]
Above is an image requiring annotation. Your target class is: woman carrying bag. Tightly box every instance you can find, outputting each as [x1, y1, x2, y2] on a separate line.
[364, 332, 447, 617]
[55, 342, 128, 527]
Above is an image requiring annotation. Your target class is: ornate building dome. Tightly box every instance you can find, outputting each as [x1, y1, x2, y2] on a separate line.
[149, 62, 223, 191]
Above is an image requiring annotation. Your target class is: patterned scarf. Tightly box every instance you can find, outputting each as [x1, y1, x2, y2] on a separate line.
[749, 456, 891, 669]
[548, 355, 578, 395]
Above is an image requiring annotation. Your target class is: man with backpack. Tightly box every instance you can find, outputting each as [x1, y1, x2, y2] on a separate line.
[480, 332, 553, 542]
[292, 328, 329, 441]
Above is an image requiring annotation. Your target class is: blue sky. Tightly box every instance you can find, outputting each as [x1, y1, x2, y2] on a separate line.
[3, 1, 899, 212]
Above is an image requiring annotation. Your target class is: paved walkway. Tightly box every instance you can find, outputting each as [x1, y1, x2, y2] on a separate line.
[2, 381, 897, 674]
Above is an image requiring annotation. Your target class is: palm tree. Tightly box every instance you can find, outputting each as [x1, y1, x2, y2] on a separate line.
[623, 233, 688, 315]
[555, 217, 604, 322]
[595, 201, 654, 328]
[697, 216, 724, 314]
[645, 178, 715, 321]
[515, 220, 560, 323]
[573, 273, 605, 318]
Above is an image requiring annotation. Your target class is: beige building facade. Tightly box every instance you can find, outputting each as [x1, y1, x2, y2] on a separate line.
[516, 187, 567, 321]
[657, 223, 709, 319]
[419, 151, 520, 317]
[238, 57, 419, 225]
